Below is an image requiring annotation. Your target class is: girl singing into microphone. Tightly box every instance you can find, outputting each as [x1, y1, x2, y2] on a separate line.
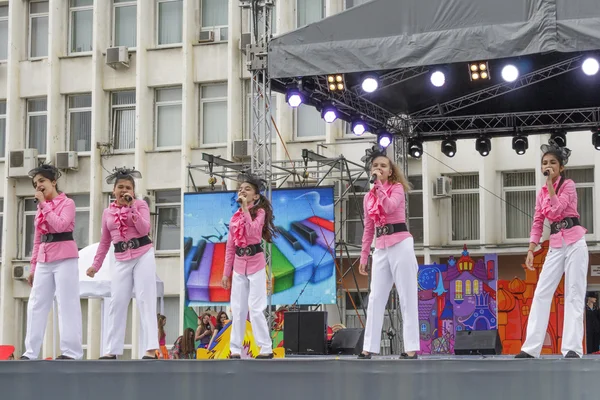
[21, 164, 83, 360]
[221, 172, 276, 359]
[358, 148, 420, 360]
[516, 140, 588, 359]
[86, 167, 159, 359]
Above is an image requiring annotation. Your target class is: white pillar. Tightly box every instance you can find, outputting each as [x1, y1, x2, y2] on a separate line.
[227, 0, 243, 160]
[274, 0, 294, 162]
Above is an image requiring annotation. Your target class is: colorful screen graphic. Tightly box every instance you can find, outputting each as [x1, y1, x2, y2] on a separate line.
[183, 187, 336, 306]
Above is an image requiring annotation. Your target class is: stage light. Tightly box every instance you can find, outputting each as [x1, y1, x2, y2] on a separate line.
[327, 74, 345, 91]
[285, 88, 304, 108]
[468, 61, 490, 81]
[480, 71, 488, 79]
[408, 139, 423, 159]
[550, 131, 567, 147]
[582, 57, 599, 76]
[378, 132, 393, 148]
[475, 136, 491, 156]
[472, 72, 480, 80]
[592, 128, 600, 150]
[351, 118, 367, 136]
[501, 65, 519, 82]
[321, 102, 338, 123]
[479, 63, 487, 71]
[361, 73, 379, 93]
[441, 139, 457, 158]
[512, 135, 528, 155]
[430, 71, 445, 87]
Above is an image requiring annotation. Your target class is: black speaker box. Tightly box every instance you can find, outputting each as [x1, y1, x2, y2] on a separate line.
[454, 329, 503, 355]
[284, 311, 327, 355]
[330, 328, 365, 355]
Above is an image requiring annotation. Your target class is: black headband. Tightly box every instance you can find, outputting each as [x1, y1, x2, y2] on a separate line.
[540, 138, 571, 165]
[237, 171, 266, 192]
[28, 163, 61, 180]
[360, 145, 387, 171]
[106, 167, 142, 184]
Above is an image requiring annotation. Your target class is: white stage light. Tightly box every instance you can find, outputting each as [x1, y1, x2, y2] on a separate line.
[430, 71, 445, 87]
[582, 58, 599, 76]
[501, 65, 519, 82]
[361, 76, 379, 93]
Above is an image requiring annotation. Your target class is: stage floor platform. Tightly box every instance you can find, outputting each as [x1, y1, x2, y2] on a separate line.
[2, 355, 600, 400]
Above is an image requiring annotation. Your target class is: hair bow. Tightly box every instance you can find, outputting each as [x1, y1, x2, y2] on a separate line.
[360, 145, 387, 171]
[237, 170, 267, 192]
[540, 138, 571, 165]
[28, 162, 61, 180]
[106, 167, 143, 184]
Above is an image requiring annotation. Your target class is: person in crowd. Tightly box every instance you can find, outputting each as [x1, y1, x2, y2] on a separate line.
[516, 141, 588, 359]
[195, 313, 214, 349]
[86, 167, 159, 360]
[357, 148, 420, 360]
[21, 164, 83, 361]
[172, 328, 196, 359]
[221, 172, 276, 359]
[157, 314, 169, 359]
[585, 293, 600, 354]
[208, 311, 230, 348]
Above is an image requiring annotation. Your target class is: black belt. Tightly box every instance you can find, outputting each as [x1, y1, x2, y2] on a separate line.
[550, 217, 581, 235]
[114, 236, 152, 253]
[40, 232, 74, 243]
[376, 223, 408, 238]
[235, 244, 263, 257]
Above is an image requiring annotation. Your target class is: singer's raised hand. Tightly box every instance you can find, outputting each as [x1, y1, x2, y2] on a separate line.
[34, 190, 45, 204]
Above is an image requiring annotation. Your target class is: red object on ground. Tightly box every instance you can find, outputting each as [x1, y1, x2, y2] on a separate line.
[0, 345, 15, 360]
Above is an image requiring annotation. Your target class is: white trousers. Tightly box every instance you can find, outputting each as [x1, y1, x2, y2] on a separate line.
[106, 248, 159, 355]
[521, 237, 589, 357]
[23, 258, 83, 360]
[363, 237, 420, 354]
[230, 268, 273, 355]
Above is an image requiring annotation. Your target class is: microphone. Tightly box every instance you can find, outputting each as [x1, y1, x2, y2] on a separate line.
[370, 174, 377, 184]
[33, 189, 45, 204]
[123, 194, 133, 203]
[543, 170, 550, 177]
[236, 197, 244, 204]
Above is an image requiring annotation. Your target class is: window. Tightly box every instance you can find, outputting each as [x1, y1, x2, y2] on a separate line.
[155, 190, 181, 251]
[29, 1, 49, 58]
[113, 0, 137, 47]
[157, 0, 182, 45]
[111, 91, 136, 150]
[71, 194, 90, 249]
[0, 100, 5, 158]
[455, 281, 463, 300]
[244, 80, 277, 139]
[27, 98, 47, 155]
[0, 198, 3, 257]
[0, 5, 8, 61]
[473, 280, 480, 295]
[162, 297, 181, 345]
[201, 0, 228, 41]
[295, 106, 326, 139]
[408, 176, 423, 244]
[69, 0, 93, 54]
[450, 174, 479, 241]
[465, 280, 472, 296]
[81, 299, 88, 358]
[345, 0, 369, 8]
[23, 198, 37, 258]
[564, 168, 594, 234]
[244, 2, 276, 36]
[296, 0, 324, 28]
[68, 94, 92, 152]
[155, 87, 182, 148]
[200, 84, 227, 146]
[503, 171, 536, 239]
[345, 179, 369, 246]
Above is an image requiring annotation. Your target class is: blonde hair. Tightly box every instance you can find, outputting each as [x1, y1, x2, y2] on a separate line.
[373, 155, 412, 193]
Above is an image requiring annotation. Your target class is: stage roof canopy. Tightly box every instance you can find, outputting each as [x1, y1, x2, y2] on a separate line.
[268, 0, 600, 139]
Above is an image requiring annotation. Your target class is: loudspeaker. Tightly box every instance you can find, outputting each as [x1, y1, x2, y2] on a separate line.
[284, 311, 327, 355]
[454, 329, 502, 355]
[330, 328, 365, 355]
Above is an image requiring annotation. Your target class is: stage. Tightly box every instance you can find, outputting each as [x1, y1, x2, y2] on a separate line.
[2, 355, 600, 400]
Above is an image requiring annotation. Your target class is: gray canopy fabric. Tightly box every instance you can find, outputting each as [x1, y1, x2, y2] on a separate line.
[269, 0, 600, 78]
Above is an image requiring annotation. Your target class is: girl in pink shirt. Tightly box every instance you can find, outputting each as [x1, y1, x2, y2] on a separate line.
[86, 167, 159, 360]
[21, 165, 83, 360]
[517, 141, 588, 359]
[221, 172, 276, 359]
[357, 150, 420, 360]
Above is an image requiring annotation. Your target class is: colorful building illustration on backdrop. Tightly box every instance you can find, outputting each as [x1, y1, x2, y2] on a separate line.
[417, 245, 498, 354]
[497, 241, 565, 355]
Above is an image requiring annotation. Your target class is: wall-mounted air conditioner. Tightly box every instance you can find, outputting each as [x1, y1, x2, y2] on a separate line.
[199, 30, 215, 44]
[433, 176, 452, 198]
[55, 151, 78, 170]
[106, 46, 130, 68]
[13, 265, 28, 280]
[232, 139, 251, 160]
[8, 149, 38, 178]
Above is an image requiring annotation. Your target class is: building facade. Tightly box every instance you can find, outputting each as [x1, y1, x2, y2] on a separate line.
[0, 0, 599, 358]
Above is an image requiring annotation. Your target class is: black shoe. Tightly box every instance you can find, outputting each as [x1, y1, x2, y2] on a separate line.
[229, 354, 241, 359]
[19, 356, 30, 360]
[564, 351, 580, 359]
[255, 353, 274, 359]
[514, 351, 534, 359]
[55, 355, 74, 360]
[357, 352, 372, 360]
[99, 355, 117, 360]
[400, 353, 418, 359]
[142, 355, 158, 360]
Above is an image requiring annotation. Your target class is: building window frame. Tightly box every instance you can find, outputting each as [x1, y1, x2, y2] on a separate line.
[29, 0, 49, 59]
[293, 106, 326, 141]
[343, 179, 370, 249]
[0, 100, 6, 159]
[154, 190, 181, 253]
[154, 86, 183, 149]
[295, 0, 325, 28]
[26, 97, 48, 156]
[0, 198, 4, 259]
[448, 173, 480, 243]
[110, 90, 136, 152]
[200, 0, 229, 42]
[0, 4, 9, 61]
[156, 0, 183, 46]
[408, 175, 424, 244]
[199, 83, 228, 147]
[22, 197, 37, 259]
[112, 0, 137, 48]
[68, 0, 94, 55]
[564, 167, 595, 235]
[67, 93, 92, 153]
[502, 170, 537, 242]
[71, 193, 90, 250]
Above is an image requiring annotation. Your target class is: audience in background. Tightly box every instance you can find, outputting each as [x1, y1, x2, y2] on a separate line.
[172, 328, 196, 359]
[208, 311, 230, 348]
[157, 314, 169, 359]
[195, 313, 214, 349]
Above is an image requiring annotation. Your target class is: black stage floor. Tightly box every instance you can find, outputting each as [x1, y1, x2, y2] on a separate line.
[2, 355, 600, 400]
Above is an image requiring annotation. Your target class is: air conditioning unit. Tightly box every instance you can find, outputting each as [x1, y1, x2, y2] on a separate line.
[433, 176, 452, 198]
[13, 265, 29, 280]
[106, 46, 129, 68]
[232, 139, 251, 160]
[199, 30, 215, 43]
[8, 149, 38, 178]
[56, 151, 78, 170]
